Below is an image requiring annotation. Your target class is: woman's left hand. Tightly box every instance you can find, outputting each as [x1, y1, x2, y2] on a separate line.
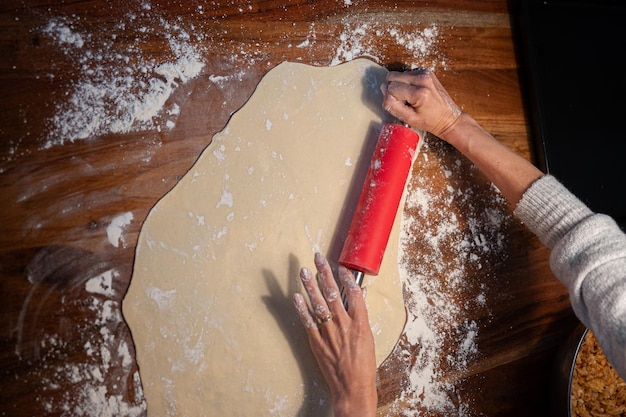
[293, 252, 378, 417]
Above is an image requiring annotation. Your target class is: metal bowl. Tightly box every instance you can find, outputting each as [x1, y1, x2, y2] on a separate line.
[551, 322, 588, 417]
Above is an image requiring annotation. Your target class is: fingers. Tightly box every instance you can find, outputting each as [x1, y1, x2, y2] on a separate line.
[386, 69, 429, 100]
[313, 253, 344, 316]
[383, 82, 427, 123]
[338, 266, 368, 321]
[297, 265, 332, 323]
[381, 68, 463, 138]
[296, 253, 346, 324]
[385, 68, 433, 108]
[386, 67, 431, 86]
[293, 292, 318, 330]
[381, 70, 433, 124]
[293, 252, 370, 332]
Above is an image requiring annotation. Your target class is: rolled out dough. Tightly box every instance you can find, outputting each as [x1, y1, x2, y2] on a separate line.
[123, 59, 410, 417]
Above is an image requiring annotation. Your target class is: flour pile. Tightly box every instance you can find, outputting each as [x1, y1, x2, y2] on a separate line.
[35, 269, 146, 416]
[388, 138, 511, 416]
[330, 20, 440, 68]
[42, 15, 204, 148]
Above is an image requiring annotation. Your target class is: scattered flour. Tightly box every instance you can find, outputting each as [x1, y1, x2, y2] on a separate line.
[146, 285, 177, 310]
[387, 138, 511, 416]
[330, 20, 441, 68]
[44, 20, 85, 48]
[85, 269, 117, 296]
[41, 16, 204, 148]
[35, 8, 444, 150]
[106, 212, 134, 248]
[37, 269, 146, 416]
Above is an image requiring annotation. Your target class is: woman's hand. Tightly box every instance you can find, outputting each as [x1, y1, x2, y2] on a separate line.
[382, 68, 463, 139]
[382, 68, 544, 206]
[293, 253, 377, 417]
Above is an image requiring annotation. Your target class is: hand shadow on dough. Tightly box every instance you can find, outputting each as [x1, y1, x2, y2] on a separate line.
[261, 253, 332, 417]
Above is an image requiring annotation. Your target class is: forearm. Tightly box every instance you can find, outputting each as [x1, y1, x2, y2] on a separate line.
[441, 113, 544, 206]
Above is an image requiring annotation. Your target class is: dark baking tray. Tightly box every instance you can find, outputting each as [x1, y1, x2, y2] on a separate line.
[511, 0, 626, 229]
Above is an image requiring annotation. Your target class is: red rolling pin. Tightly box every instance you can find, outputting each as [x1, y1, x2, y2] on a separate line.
[339, 123, 420, 306]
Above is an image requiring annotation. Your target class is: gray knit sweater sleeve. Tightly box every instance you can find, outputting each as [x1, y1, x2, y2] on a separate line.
[514, 175, 626, 379]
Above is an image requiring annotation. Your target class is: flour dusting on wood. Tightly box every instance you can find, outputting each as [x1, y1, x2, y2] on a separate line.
[331, 20, 440, 68]
[35, 4, 445, 150]
[41, 16, 204, 148]
[387, 138, 512, 416]
[106, 212, 134, 248]
[27, 268, 146, 416]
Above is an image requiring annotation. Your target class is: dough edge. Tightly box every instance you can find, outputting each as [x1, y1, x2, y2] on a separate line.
[123, 58, 409, 417]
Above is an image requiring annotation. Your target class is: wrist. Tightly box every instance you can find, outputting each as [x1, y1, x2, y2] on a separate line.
[438, 112, 479, 149]
[333, 391, 378, 417]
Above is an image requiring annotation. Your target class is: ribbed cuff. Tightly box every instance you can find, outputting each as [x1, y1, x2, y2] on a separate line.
[513, 175, 593, 249]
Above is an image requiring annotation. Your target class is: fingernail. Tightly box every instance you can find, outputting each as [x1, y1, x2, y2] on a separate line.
[314, 252, 325, 267]
[293, 293, 308, 312]
[293, 293, 303, 308]
[300, 267, 313, 282]
[380, 83, 388, 95]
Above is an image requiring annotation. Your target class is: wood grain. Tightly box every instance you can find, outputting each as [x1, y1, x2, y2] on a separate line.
[0, 1, 578, 416]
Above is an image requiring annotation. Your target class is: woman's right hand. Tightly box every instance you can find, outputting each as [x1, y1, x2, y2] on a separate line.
[381, 68, 463, 139]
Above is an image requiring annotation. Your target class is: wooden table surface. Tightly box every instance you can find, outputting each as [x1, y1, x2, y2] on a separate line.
[0, 1, 580, 416]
